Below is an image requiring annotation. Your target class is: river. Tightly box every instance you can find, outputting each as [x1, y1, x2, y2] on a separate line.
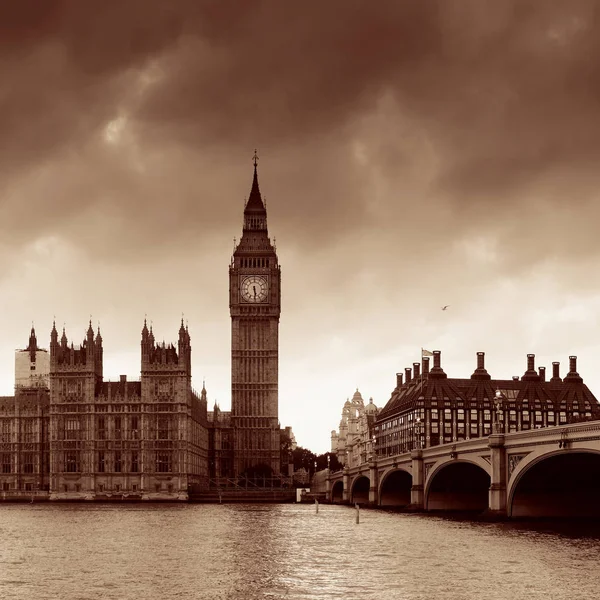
[1, 503, 599, 599]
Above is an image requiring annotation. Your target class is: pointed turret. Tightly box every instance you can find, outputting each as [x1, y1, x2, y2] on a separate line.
[87, 319, 94, 341]
[61, 327, 68, 349]
[27, 325, 38, 362]
[243, 150, 267, 231]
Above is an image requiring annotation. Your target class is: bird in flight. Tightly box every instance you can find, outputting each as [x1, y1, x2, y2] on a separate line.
[441, 305, 450, 311]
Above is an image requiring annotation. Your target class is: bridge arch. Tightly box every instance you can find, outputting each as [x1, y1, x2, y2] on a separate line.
[379, 467, 412, 507]
[425, 459, 491, 512]
[508, 449, 600, 518]
[331, 480, 344, 504]
[350, 475, 370, 505]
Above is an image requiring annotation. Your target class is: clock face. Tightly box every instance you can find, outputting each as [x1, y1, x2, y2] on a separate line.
[241, 275, 268, 303]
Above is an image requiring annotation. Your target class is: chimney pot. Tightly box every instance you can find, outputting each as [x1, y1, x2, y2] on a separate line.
[569, 356, 577, 373]
[552, 361, 560, 379]
[423, 357, 430, 375]
[120, 374, 126, 383]
[477, 352, 485, 369]
[538, 366, 546, 382]
[512, 375, 519, 381]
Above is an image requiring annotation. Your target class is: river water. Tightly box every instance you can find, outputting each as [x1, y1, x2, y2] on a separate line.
[1, 503, 599, 600]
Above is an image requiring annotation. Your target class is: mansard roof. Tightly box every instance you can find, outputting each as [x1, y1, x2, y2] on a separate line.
[378, 351, 600, 421]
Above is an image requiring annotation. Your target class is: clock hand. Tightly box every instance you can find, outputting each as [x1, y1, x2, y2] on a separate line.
[253, 285, 257, 297]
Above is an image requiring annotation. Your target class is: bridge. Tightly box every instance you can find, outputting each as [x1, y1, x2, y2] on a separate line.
[327, 421, 600, 518]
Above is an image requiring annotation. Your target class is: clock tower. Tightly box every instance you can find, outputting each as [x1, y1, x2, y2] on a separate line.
[229, 153, 281, 479]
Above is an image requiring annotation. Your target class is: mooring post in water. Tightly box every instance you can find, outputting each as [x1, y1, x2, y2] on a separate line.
[355, 503, 360, 524]
[315, 499, 319, 513]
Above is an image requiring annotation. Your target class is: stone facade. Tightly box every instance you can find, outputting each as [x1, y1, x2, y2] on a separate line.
[1, 323, 209, 501]
[0, 158, 290, 499]
[226, 157, 282, 479]
[331, 390, 379, 468]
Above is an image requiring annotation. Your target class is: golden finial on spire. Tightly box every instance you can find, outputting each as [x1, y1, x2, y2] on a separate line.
[252, 149, 259, 167]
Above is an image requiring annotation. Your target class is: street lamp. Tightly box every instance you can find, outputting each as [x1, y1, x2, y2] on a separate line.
[494, 390, 505, 434]
[414, 417, 422, 450]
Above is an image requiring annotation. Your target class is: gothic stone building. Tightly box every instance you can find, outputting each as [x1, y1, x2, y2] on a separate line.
[209, 156, 282, 481]
[1, 158, 288, 499]
[374, 350, 600, 457]
[0, 321, 210, 501]
[331, 390, 379, 468]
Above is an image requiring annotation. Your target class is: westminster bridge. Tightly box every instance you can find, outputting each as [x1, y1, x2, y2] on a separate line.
[327, 421, 600, 518]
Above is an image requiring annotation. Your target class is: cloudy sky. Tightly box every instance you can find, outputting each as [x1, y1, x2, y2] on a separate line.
[2, 1, 600, 453]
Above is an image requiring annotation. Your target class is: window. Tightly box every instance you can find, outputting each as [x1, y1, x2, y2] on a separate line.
[98, 416, 106, 440]
[559, 412, 567, 424]
[0, 420, 10, 443]
[156, 452, 171, 473]
[131, 416, 139, 440]
[98, 484, 104, 492]
[483, 410, 491, 422]
[1, 453, 11, 474]
[115, 484, 121, 493]
[65, 418, 80, 440]
[548, 411, 555, 423]
[22, 454, 34, 473]
[114, 417, 122, 440]
[431, 409, 438, 420]
[157, 418, 170, 440]
[23, 419, 35, 443]
[522, 410, 530, 422]
[114, 452, 122, 473]
[131, 451, 139, 473]
[65, 452, 79, 473]
[2, 482, 9, 491]
[132, 484, 138, 492]
[98, 451, 105, 473]
[457, 409, 465, 421]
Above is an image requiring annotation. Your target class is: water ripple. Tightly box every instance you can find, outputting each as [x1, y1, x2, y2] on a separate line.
[0, 504, 599, 599]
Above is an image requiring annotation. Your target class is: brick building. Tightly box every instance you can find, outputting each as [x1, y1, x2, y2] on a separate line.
[374, 350, 600, 456]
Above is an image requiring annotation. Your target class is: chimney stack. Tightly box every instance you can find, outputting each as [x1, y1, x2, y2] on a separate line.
[538, 366, 546, 382]
[433, 350, 441, 370]
[413, 362, 421, 379]
[551, 361, 561, 382]
[423, 356, 430, 376]
[565, 356, 583, 382]
[477, 352, 485, 369]
[471, 351, 491, 380]
[527, 354, 535, 372]
[405, 367, 412, 384]
[396, 372, 403, 388]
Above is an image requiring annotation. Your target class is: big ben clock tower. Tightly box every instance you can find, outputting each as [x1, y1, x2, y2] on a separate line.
[229, 152, 281, 479]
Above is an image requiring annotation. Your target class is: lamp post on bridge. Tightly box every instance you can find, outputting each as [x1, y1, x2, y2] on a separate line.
[414, 417, 423, 450]
[494, 390, 506, 434]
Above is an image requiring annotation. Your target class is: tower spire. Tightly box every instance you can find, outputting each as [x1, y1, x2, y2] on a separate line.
[245, 149, 265, 213]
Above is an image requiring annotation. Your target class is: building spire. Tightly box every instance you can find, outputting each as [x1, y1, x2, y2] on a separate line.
[245, 149, 265, 213]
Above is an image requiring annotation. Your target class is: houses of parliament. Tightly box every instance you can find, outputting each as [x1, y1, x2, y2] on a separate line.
[0, 157, 286, 501]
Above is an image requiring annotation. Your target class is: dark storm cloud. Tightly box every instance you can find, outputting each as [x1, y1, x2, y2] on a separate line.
[2, 0, 600, 263]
